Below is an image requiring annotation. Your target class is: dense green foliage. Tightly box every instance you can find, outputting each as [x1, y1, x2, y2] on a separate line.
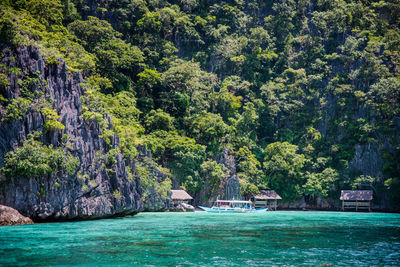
[1, 133, 78, 178]
[1, 0, 399, 205]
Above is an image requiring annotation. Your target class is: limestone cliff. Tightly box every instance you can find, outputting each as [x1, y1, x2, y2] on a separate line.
[0, 45, 168, 221]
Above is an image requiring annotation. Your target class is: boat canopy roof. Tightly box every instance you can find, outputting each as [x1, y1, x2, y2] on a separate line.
[216, 200, 252, 203]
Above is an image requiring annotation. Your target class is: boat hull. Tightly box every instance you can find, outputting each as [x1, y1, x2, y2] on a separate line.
[198, 206, 267, 213]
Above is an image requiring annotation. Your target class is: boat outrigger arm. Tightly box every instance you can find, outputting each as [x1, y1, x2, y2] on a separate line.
[199, 199, 268, 213]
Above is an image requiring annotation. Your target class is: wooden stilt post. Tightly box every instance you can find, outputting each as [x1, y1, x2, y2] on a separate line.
[356, 200, 358, 211]
[342, 200, 344, 211]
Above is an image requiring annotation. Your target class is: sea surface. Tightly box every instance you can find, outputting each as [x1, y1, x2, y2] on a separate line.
[0, 211, 399, 266]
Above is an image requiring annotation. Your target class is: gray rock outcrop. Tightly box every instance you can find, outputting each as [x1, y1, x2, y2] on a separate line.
[0, 205, 34, 226]
[0, 45, 168, 221]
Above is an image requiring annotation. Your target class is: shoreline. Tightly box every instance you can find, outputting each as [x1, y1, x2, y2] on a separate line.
[179, 207, 400, 214]
[2, 207, 399, 226]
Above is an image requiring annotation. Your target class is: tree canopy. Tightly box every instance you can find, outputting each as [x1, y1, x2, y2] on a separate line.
[0, 0, 399, 205]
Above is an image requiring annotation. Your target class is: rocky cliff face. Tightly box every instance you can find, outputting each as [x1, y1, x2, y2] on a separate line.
[0, 45, 168, 221]
[194, 148, 240, 205]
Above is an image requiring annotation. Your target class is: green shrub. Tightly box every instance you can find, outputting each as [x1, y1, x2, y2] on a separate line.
[0, 73, 9, 88]
[113, 189, 122, 200]
[3, 97, 31, 121]
[41, 107, 65, 132]
[1, 134, 79, 178]
[17, 71, 43, 98]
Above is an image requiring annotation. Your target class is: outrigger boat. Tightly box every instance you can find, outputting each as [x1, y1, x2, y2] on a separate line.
[199, 200, 268, 213]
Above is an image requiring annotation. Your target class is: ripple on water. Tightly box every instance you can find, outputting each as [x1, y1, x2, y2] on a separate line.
[0, 211, 399, 266]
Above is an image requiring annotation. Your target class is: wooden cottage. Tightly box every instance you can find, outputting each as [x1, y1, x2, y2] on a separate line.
[171, 190, 193, 205]
[340, 190, 373, 211]
[252, 190, 282, 211]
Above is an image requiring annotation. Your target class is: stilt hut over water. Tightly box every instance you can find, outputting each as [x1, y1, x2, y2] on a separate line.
[171, 190, 193, 206]
[252, 190, 282, 211]
[340, 190, 373, 211]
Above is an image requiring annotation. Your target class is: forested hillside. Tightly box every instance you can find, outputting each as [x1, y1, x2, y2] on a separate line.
[0, 0, 399, 209]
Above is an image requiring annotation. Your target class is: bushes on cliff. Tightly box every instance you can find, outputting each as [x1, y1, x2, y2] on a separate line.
[81, 77, 143, 157]
[41, 107, 65, 132]
[236, 146, 265, 197]
[1, 133, 78, 179]
[2, 97, 31, 121]
[145, 109, 175, 132]
[303, 168, 339, 198]
[263, 142, 307, 201]
[3, 0, 63, 27]
[0, 4, 95, 73]
[200, 159, 225, 195]
[143, 130, 206, 193]
[135, 162, 172, 202]
[1, 0, 399, 205]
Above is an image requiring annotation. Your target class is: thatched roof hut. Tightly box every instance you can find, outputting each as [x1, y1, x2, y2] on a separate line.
[253, 190, 282, 200]
[171, 190, 193, 201]
[252, 190, 282, 210]
[340, 190, 373, 211]
[340, 190, 373, 201]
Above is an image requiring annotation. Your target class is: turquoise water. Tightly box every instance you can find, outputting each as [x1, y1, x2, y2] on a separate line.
[0, 211, 399, 266]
